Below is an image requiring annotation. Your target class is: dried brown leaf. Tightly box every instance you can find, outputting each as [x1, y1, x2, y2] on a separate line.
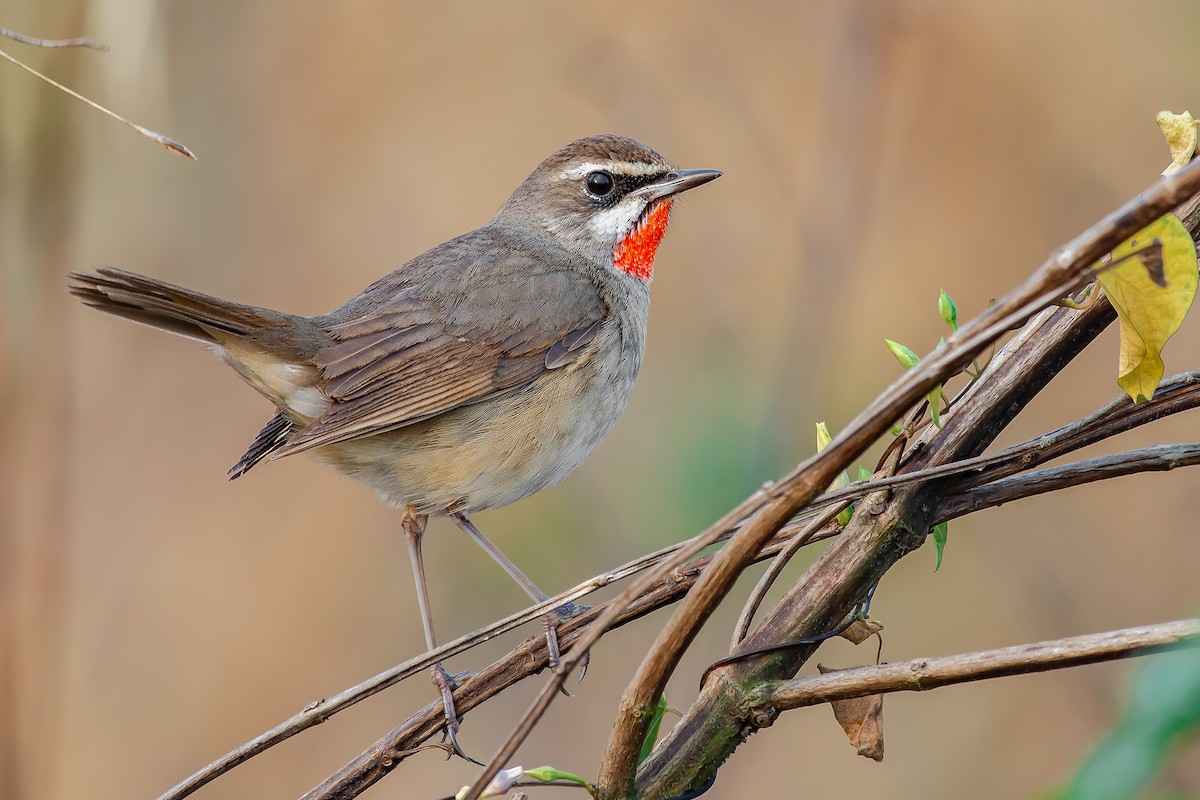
[838, 618, 883, 645]
[818, 664, 885, 761]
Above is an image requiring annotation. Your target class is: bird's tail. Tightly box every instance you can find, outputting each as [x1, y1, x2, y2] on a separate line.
[68, 267, 294, 344]
[69, 267, 327, 477]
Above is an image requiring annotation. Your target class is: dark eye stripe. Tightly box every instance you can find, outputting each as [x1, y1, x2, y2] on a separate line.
[590, 171, 671, 206]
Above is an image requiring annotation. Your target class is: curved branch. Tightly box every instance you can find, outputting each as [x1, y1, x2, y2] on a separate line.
[766, 619, 1200, 711]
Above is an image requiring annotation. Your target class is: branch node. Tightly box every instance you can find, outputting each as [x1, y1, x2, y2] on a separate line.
[741, 685, 779, 730]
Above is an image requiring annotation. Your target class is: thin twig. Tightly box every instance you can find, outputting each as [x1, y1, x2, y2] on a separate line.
[766, 619, 1200, 710]
[0, 27, 108, 50]
[937, 442, 1200, 520]
[805, 370, 1200, 515]
[730, 503, 850, 648]
[0, 45, 195, 158]
[153, 538, 690, 800]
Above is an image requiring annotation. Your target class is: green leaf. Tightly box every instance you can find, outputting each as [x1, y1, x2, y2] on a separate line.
[885, 339, 920, 369]
[857, 465, 872, 482]
[638, 695, 670, 765]
[1095, 214, 1198, 402]
[1059, 647, 1200, 800]
[928, 385, 945, 429]
[1156, 110, 1197, 175]
[938, 288, 958, 330]
[931, 522, 948, 571]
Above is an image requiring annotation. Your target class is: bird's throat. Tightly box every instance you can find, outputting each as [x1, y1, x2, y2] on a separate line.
[613, 198, 673, 282]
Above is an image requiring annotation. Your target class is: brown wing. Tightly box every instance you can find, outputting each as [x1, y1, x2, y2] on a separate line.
[268, 243, 607, 459]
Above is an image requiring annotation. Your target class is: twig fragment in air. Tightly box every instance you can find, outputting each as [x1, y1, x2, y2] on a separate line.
[0, 26, 109, 50]
[0, 30, 195, 159]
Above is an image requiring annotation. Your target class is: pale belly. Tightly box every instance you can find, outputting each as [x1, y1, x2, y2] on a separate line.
[310, 327, 640, 514]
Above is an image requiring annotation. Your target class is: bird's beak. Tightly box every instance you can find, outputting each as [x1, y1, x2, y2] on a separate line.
[635, 168, 723, 202]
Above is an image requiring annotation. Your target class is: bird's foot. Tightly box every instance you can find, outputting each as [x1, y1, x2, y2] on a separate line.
[431, 663, 481, 765]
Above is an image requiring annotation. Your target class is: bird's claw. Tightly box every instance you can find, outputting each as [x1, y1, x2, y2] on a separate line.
[431, 664, 482, 765]
[543, 602, 592, 688]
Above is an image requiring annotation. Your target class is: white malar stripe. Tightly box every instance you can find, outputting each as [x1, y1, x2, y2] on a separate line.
[560, 161, 668, 180]
[586, 198, 645, 242]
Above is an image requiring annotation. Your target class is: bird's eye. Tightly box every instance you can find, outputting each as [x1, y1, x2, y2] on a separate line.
[585, 171, 614, 197]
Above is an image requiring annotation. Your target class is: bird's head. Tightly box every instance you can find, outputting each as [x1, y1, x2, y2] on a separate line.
[499, 134, 721, 282]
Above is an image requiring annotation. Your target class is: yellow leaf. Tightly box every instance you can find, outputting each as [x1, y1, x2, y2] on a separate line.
[1097, 215, 1198, 402]
[1156, 110, 1198, 175]
[815, 420, 834, 453]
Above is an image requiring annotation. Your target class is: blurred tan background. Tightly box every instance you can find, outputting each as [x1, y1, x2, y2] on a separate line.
[3, 1, 1200, 798]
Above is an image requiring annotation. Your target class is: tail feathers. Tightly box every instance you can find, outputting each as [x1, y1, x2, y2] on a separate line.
[68, 267, 286, 343]
[228, 412, 295, 479]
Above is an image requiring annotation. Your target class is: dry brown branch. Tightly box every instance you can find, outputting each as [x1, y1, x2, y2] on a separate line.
[238, 158, 1200, 800]
[628, 199, 1200, 798]
[634, 307, 1117, 797]
[156, 363, 1200, 800]
[732, 440, 1200, 652]
[801, 370, 1200, 517]
[299, 443, 1200, 800]
[597, 163, 1200, 800]
[766, 619, 1200, 711]
[938, 442, 1200, 519]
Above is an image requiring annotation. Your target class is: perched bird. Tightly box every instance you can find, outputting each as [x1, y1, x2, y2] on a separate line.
[69, 134, 720, 754]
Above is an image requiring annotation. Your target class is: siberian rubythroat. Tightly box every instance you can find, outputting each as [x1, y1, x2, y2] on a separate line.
[70, 134, 720, 753]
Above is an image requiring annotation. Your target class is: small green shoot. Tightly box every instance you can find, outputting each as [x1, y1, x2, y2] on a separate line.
[931, 522, 948, 571]
[639, 695, 671, 765]
[817, 422, 854, 525]
[939, 288, 958, 330]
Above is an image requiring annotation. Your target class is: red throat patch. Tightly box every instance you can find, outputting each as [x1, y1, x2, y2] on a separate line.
[613, 198, 674, 282]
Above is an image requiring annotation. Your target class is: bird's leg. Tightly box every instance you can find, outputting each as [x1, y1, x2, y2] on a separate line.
[448, 511, 590, 680]
[401, 506, 478, 764]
